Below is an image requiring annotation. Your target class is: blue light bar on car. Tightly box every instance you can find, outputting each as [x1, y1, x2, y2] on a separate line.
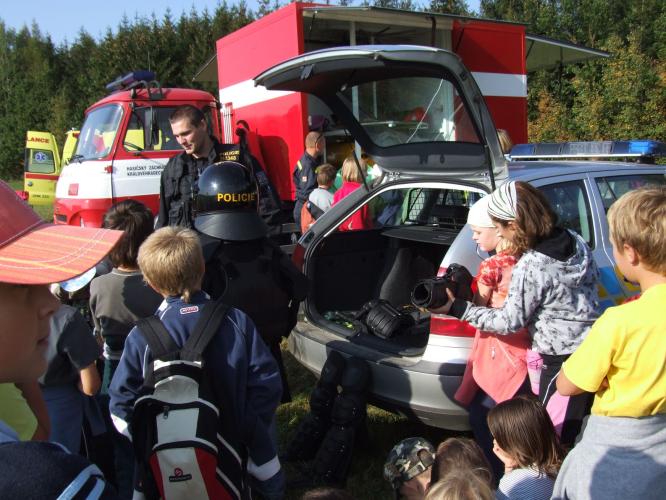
[510, 140, 666, 160]
[106, 70, 156, 92]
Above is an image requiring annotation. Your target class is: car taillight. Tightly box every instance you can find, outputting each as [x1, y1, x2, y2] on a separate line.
[292, 243, 306, 272]
[68, 183, 79, 196]
[430, 316, 477, 337]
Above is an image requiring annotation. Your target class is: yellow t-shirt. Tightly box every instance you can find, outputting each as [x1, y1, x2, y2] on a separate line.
[563, 283, 666, 417]
[0, 383, 37, 440]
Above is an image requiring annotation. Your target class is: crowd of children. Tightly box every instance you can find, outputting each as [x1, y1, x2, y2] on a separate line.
[384, 182, 666, 500]
[0, 170, 664, 500]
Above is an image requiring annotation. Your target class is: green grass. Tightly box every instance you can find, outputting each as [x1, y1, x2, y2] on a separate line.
[278, 342, 466, 498]
[6, 178, 53, 221]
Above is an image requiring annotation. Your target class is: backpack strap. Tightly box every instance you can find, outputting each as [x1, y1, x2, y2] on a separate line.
[136, 316, 180, 360]
[307, 200, 325, 220]
[181, 298, 230, 362]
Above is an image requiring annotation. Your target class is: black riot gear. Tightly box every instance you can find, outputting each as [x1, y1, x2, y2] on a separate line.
[194, 161, 269, 241]
[197, 164, 310, 402]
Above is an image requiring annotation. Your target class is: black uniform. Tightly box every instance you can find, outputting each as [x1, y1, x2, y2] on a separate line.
[200, 235, 308, 402]
[292, 151, 321, 227]
[194, 161, 309, 402]
[156, 138, 280, 229]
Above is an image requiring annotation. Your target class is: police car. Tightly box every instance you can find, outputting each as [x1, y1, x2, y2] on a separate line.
[255, 46, 666, 430]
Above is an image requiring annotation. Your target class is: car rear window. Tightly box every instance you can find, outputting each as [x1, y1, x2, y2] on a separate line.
[340, 76, 481, 147]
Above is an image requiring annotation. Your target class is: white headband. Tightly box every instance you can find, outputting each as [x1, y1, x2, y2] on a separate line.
[487, 181, 518, 221]
[467, 196, 495, 228]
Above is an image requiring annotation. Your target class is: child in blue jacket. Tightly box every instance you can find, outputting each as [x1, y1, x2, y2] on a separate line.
[109, 226, 284, 499]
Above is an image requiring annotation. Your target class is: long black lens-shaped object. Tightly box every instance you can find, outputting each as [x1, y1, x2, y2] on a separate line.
[411, 263, 474, 309]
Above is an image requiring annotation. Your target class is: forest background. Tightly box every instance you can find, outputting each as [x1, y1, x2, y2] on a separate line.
[0, 0, 664, 179]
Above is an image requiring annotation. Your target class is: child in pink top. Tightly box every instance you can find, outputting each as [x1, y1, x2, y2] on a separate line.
[332, 156, 372, 231]
[454, 196, 530, 483]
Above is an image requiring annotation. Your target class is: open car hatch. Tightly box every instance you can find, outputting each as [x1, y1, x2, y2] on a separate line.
[255, 45, 508, 188]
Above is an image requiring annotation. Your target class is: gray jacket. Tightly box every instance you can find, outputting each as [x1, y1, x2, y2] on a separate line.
[459, 230, 599, 355]
[552, 414, 666, 500]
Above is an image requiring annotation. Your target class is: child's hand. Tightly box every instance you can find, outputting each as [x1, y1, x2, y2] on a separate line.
[428, 288, 456, 315]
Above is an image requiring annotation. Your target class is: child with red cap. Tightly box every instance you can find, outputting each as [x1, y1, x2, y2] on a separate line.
[0, 181, 121, 498]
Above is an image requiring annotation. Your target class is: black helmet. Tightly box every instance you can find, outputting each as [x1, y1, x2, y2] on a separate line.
[194, 161, 268, 241]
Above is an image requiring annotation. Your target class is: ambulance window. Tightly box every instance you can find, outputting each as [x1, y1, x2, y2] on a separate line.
[26, 150, 56, 174]
[75, 105, 123, 160]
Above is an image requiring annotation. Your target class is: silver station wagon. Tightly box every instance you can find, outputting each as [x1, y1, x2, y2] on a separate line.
[254, 45, 666, 430]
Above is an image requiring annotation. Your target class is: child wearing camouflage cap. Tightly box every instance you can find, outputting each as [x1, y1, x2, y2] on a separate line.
[383, 437, 435, 499]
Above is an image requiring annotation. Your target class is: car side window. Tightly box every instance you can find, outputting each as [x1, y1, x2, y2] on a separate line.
[539, 180, 594, 247]
[595, 174, 666, 213]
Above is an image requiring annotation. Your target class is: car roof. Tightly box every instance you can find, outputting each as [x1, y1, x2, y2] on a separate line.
[507, 160, 666, 182]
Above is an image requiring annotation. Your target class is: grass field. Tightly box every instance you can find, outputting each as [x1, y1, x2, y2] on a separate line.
[5, 177, 465, 497]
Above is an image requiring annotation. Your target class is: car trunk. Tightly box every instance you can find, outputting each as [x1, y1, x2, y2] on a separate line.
[305, 213, 467, 357]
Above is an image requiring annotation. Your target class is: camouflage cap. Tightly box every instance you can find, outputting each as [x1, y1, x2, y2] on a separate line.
[383, 437, 435, 489]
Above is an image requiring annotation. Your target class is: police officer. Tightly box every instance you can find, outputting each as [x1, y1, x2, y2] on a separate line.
[293, 131, 325, 228]
[156, 105, 280, 229]
[194, 161, 308, 402]
[383, 437, 435, 500]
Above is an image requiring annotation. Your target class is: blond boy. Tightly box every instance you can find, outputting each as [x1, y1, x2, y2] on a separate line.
[108, 227, 284, 499]
[553, 186, 666, 500]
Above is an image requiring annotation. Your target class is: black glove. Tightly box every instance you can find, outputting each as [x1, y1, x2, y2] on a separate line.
[356, 299, 415, 339]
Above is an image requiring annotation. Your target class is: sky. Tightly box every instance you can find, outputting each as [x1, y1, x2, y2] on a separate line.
[1, 0, 481, 45]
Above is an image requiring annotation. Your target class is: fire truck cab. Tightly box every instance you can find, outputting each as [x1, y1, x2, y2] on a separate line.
[54, 72, 221, 227]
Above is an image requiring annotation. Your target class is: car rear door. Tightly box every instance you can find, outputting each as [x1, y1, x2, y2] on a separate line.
[587, 168, 666, 304]
[255, 45, 508, 189]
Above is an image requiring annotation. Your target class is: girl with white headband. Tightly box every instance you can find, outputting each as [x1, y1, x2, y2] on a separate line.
[436, 181, 600, 448]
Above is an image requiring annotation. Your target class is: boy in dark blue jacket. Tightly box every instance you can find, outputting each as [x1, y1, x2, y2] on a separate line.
[108, 226, 284, 499]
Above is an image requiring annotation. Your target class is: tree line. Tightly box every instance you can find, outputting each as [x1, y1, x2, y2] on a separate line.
[0, 0, 664, 179]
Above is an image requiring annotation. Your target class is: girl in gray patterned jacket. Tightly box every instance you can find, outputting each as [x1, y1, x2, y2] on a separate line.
[437, 181, 600, 446]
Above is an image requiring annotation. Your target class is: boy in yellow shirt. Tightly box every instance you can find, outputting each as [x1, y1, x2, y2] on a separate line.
[553, 186, 666, 500]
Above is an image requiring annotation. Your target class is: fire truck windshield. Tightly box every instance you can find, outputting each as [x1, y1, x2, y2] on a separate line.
[74, 105, 124, 160]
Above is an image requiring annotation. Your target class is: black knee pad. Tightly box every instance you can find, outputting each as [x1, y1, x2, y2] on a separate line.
[339, 357, 371, 394]
[312, 425, 356, 486]
[319, 351, 346, 388]
[282, 352, 347, 462]
[310, 351, 346, 418]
